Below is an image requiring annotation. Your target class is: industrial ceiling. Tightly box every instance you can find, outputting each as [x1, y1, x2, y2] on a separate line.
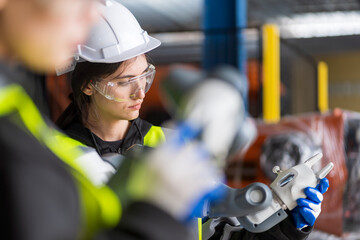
[248, 0, 360, 28]
[116, 0, 360, 62]
[116, 0, 360, 33]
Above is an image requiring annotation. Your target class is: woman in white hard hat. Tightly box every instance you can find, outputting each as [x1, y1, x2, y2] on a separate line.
[56, 0, 169, 157]
[55, 1, 329, 240]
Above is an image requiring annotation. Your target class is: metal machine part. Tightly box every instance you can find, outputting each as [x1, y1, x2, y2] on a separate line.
[270, 152, 333, 211]
[206, 182, 286, 233]
[207, 153, 334, 233]
[207, 183, 273, 218]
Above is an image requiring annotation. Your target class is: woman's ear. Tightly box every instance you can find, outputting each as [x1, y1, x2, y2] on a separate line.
[82, 83, 94, 96]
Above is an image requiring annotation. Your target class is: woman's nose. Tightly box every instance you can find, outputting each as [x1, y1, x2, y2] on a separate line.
[131, 87, 145, 100]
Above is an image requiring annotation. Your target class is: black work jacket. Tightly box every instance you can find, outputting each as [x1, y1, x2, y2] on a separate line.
[63, 118, 161, 155]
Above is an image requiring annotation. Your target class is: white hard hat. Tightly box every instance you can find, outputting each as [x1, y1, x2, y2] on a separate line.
[56, 0, 161, 75]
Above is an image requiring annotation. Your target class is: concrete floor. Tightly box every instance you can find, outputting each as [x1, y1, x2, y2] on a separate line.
[308, 230, 360, 240]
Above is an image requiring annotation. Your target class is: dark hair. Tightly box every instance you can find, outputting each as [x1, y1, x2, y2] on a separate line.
[56, 61, 123, 129]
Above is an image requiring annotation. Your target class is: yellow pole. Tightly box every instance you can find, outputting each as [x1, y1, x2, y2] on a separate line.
[318, 61, 328, 113]
[262, 24, 280, 123]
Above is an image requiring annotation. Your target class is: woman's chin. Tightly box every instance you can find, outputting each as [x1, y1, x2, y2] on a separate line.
[127, 112, 140, 120]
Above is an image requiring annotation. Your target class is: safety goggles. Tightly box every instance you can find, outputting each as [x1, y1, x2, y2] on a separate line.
[91, 64, 155, 102]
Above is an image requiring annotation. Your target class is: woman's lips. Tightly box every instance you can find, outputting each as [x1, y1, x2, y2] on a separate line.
[129, 103, 142, 110]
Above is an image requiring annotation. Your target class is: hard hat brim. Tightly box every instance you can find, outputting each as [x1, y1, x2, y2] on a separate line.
[56, 36, 161, 75]
[82, 36, 161, 64]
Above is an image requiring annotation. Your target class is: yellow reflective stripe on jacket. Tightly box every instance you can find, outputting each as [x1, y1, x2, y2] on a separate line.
[198, 218, 203, 240]
[54, 132, 86, 148]
[143, 125, 166, 147]
[0, 84, 121, 238]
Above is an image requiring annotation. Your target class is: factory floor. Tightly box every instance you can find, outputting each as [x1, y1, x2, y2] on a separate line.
[309, 230, 360, 240]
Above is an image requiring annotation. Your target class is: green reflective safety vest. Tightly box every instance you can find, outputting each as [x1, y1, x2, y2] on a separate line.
[144, 125, 167, 147]
[0, 83, 121, 239]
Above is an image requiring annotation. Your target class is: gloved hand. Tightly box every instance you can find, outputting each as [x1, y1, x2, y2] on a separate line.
[124, 123, 226, 222]
[291, 177, 330, 229]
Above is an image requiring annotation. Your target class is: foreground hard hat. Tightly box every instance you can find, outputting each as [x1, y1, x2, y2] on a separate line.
[56, 0, 161, 75]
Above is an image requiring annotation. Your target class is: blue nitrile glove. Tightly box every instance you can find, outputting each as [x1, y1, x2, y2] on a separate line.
[291, 178, 330, 229]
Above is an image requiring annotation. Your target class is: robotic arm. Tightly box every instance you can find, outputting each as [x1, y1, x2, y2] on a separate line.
[160, 65, 333, 232]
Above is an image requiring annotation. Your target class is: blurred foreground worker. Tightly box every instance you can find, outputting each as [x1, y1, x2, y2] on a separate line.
[0, 0, 224, 239]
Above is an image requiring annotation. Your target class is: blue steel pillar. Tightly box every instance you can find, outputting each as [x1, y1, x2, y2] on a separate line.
[203, 0, 248, 107]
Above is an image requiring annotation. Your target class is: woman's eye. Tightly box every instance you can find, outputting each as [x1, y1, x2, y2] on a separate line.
[117, 81, 129, 86]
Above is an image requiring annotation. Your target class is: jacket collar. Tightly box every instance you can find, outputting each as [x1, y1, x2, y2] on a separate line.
[63, 118, 152, 155]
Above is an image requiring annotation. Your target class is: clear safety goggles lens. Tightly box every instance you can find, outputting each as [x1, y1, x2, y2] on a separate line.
[91, 64, 155, 102]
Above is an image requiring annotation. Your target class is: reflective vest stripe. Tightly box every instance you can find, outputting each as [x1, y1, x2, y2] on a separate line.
[144, 125, 167, 147]
[0, 84, 121, 238]
[198, 218, 203, 240]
